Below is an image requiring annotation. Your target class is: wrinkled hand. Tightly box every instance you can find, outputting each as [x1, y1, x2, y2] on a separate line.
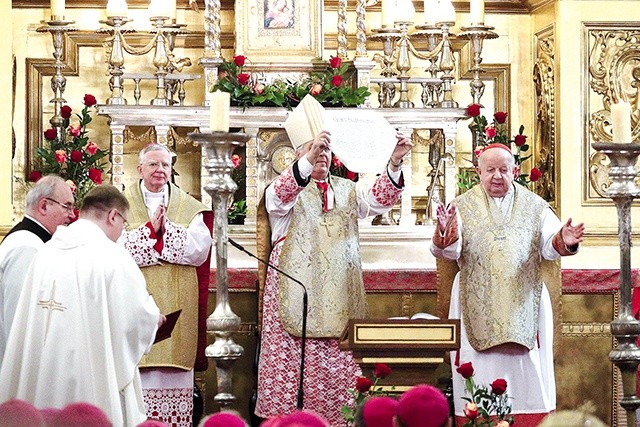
[561, 218, 585, 247]
[306, 130, 332, 165]
[152, 204, 166, 234]
[436, 202, 457, 232]
[390, 132, 414, 165]
[158, 314, 167, 328]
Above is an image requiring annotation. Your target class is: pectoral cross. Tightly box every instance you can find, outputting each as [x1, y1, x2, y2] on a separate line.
[38, 298, 66, 312]
[319, 217, 334, 237]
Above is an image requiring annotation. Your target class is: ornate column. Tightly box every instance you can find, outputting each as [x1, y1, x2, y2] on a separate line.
[200, 0, 224, 108]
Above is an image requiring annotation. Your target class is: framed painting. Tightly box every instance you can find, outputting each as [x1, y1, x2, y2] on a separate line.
[234, 0, 323, 63]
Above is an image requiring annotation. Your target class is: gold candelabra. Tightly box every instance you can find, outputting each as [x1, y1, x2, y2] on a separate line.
[458, 25, 499, 106]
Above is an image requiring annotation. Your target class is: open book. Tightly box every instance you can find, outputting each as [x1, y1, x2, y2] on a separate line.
[388, 312, 440, 320]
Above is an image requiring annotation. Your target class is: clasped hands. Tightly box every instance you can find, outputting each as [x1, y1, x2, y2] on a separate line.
[151, 204, 166, 234]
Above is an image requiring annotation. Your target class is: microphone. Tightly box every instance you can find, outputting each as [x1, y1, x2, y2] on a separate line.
[228, 237, 308, 410]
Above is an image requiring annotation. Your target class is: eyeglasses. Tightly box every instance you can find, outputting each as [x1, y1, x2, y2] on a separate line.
[45, 198, 76, 213]
[114, 210, 129, 229]
[141, 161, 172, 170]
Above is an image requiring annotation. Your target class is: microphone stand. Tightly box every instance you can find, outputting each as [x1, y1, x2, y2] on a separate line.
[228, 238, 308, 410]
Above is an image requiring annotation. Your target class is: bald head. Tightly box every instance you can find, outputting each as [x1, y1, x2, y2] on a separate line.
[476, 146, 518, 198]
[25, 175, 76, 234]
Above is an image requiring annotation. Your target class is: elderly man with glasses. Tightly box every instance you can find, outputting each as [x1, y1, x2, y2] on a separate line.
[0, 174, 75, 369]
[120, 143, 213, 427]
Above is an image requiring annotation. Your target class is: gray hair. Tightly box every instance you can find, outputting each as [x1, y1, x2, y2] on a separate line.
[138, 144, 174, 165]
[25, 175, 67, 212]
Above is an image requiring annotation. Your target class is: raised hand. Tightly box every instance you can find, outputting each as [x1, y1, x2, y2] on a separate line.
[390, 132, 414, 166]
[436, 202, 457, 232]
[306, 130, 332, 165]
[561, 218, 585, 247]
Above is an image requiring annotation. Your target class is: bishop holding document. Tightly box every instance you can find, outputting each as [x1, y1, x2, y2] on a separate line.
[255, 96, 414, 424]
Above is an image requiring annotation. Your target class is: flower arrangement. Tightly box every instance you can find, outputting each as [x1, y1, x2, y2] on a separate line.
[212, 55, 370, 110]
[228, 153, 247, 222]
[31, 94, 107, 205]
[459, 103, 542, 191]
[330, 154, 358, 182]
[341, 363, 393, 425]
[456, 361, 513, 427]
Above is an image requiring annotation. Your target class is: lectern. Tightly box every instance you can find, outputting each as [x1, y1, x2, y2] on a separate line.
[340, 319, 460, 392]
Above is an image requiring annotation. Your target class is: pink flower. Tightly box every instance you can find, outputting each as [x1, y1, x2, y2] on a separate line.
[474, 146, 485, 158]
[231, 154, 242, 168]
[514, 134, 527, 146]
[44, 128, 57, 140]
[83, 94, 97, 106]
[332, 156, 343, 168]
[60, 105, 72, 119]
[54, 150, 66, 163]
[464, 402, 478, 419]
[466, 104, 481, 117]
[29, 170, 43, 182]
[331, 75, 343, 87]
[494, 111, 508, 124]
[310, 84, 323, 96]
[495, 420, 510, 427]
[69, 124, 81, 137]
[85, 141, 99, 156]
[233, 55, 246, 67]
[484, 125, 496, 139]
[88, 168, 102, 184]
[329, 56, 342, 69]
[70, 150, 83, 163]
[529, 167, 542, 182]
[253, 83, 265, 95]
[238, 73, 250, 85]
[66, 180, 76, 193]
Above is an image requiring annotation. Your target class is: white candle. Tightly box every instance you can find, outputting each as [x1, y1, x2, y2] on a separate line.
[396, 0, 415, 23]
[611, 101, 632, 144]
[423, 0, 437, 25]
[148, 0, 168, 18]
[381, 0, 395, 28]
[210, 90, 230, 132]
[106, 0, 128, 18]
[168, 0, 177, 21]
[437, 0, 456, 23]
[51, 0, 65, 20]
[470, 0, 484, 25]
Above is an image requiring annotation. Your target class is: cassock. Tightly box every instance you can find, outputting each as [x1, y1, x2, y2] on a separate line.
[0, 216, 52, 368]
[0, 219, 160, 427]
[121, 181, 212, 427]
[255, 157, 403, 426]
[430, 183, 566, 427]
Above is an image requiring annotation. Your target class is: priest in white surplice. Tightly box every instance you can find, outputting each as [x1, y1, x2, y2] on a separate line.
[0, 175, 75, 369]
[430, 144, 584, 427]
[255, 129, 413, 425]
[120, 143, 212, 426]
[0, 185, 162, 427]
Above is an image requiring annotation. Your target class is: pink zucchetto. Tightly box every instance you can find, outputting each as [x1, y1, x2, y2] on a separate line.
[396, 385, 450, 427]
[50, 402, 112, 427]
[277, 410, 330, 427]
[0, 399, 44, 427]
[363, 396, 398, 427]
[136, 420, 170, 427]
[199, 411, 248, 427]
[477, 143, 513, 158]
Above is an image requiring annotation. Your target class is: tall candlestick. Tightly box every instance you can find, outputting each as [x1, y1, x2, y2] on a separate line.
[396, 0, 415, 23]
[51, 0, 65, 20]
[107, 0, 128, 18]
[210, 90, 230, 132]
[611, 101, 632, 144]
[381, 0, 395, 28]
[423, 0, 437, 25]
[470, 0, 484, 25]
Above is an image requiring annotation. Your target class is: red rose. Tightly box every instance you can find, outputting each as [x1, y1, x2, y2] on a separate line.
[329, 56, 342, 69]
[85, 141, 99, 156]
[310, 84, 323, 96]
[233, 55, 246, 67]
[238, 73, 250, 85]
[231, 154, 242, 168]
[373, 363, 392, 379]
[484, 125, 496, 139]
[355, 377, 372, 393]
[83, 94, 97, 106]
[490, 378, 508, 395]
[494, 111, 508, 124]
[44, 128, 57, 140]
[60, 105, 72, 119]
[346, 170, 358, 181]
[89, 168, 102, 184]
[71, 208, 80, 223]
[464, 402, 478, 419]
[466, 103, 481, 117]
[529, 167, 542, 182]
[514, 134, 527, 146]
[54, 150, 66, 164]
[70, 150, 83, 162]
[456, 361, 474, 379]
[331, 75, 343, 87]
[29, 170, 43, 182]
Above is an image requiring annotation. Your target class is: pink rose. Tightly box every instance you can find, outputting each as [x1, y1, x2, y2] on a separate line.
[514, 134, 527, 146]
[494, 111, 508, 124]
[83, 94, 97, 106]
[456, 362, 474, 379]
[464, 402, 478, 419]
[238, 73, 250, 85]
[484, 125, 496, 139]
[332, 156, 343, 168]
[29, 170, 43, 182]
[60, 105, 72, 119]
[529, 167, 542, 182]
[474, 146, 485, 158]
[495, 421, 510, 427]
[66, 180, 76, 193]
[70, 150, 83, 163]
[233, 55, 246, 67]
[85, 141, 99, 156]
[44, 128, 57, 140]
[331, 75, 343, 87]
[310, 84, 323, 96]
[329, 56, 342, 69]
[55, 150, 67, 163]
[355, 377, 372, 393]
[88, 168, 102, 184]
[231, 154, 242, 168]
[69, 124, 81, 137]
[253, 82, 265, 95]
[490, 378, 508, 395]
[373, 363, 392, 379]
[466, 103, 481, 117]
